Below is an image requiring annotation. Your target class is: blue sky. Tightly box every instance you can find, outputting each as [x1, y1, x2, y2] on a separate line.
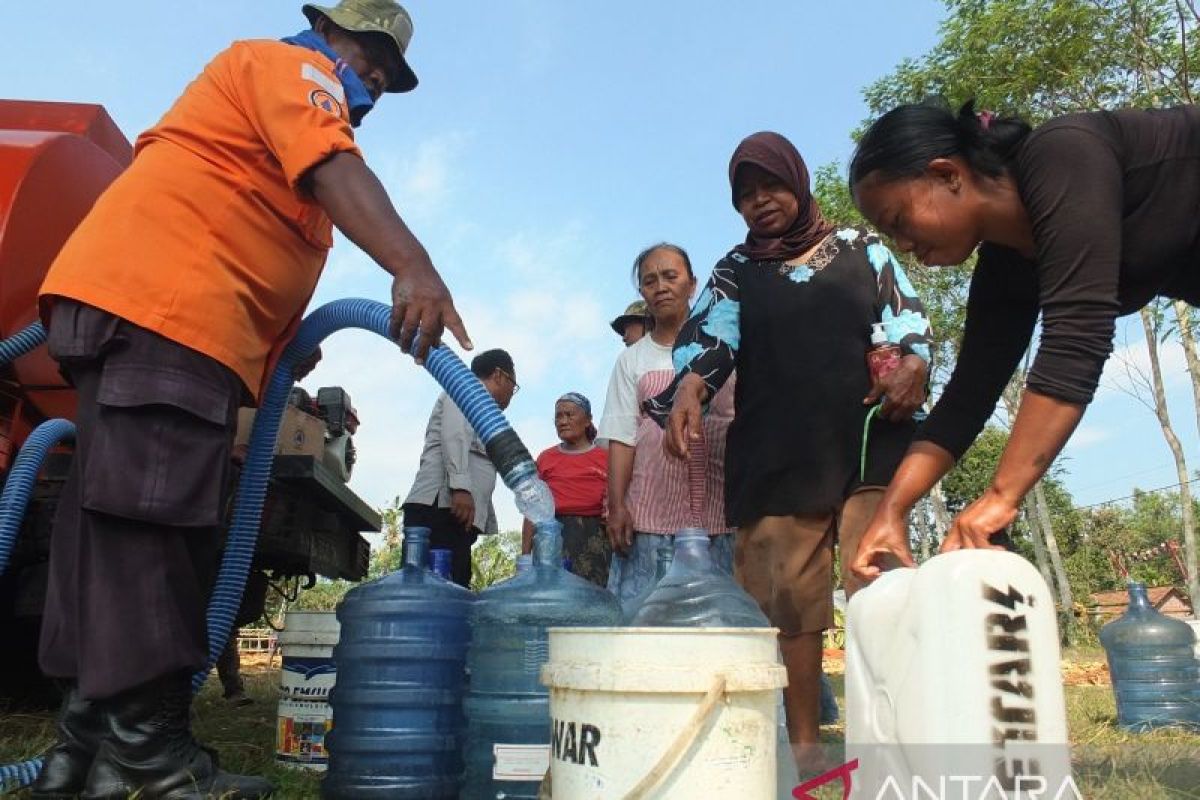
[6, 1, 1197, 533]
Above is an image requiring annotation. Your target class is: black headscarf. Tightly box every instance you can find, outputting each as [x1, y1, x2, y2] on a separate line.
[729, 131, 835, 261]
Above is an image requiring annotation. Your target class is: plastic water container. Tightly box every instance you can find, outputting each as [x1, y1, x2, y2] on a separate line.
[620, 539, 674, 624]
[630, 527, 769, 627]
[431, 548, 453, 581]
[461, 520, 621, 799]
[845, 550, 1071, 795]
[276, 610, 341, 770]
[1099, 581, 1200, 731]
[323, 527, 475, 799]
[541, 627, 786, 798]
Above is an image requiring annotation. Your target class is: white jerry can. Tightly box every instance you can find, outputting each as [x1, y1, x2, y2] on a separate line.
[845, 551, 1074, 798]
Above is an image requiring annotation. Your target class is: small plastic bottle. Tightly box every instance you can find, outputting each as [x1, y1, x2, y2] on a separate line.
[866, 321, 902, 382]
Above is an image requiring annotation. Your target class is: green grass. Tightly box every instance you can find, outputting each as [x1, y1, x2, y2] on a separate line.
[3, 655, 1198, 798]
[1, 666, 324, 800]
[1060, 684, 1200, 799]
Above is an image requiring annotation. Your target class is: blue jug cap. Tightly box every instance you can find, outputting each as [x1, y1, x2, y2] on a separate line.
[430, 548, 453, 578]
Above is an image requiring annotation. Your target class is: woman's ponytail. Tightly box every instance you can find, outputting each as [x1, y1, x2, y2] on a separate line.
[849, 97, 1032, 187]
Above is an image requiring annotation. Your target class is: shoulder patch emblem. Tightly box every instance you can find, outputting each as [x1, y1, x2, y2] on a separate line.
[309, 89, 344, 117]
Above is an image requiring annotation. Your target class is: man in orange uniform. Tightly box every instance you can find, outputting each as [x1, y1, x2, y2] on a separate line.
[30, 3, 471, 798]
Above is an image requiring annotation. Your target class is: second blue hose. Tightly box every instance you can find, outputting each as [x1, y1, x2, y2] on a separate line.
[197, 297, 535, 688]
[0, 417, 75, 793]
[0, 418, 75, 576]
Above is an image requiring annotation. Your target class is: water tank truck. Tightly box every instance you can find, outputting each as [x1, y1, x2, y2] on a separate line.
[0, 99, 380, 708]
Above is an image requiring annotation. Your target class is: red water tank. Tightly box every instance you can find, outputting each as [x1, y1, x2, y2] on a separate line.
[0, 100, 132, 467]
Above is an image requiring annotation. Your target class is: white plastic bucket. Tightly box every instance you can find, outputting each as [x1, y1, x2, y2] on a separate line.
[275, 610, 340, 771]
[845, 551, 1073, 796]
[540, 627, 787, 799]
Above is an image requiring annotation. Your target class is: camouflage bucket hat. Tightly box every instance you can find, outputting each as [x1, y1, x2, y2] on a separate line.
[302, 0, 419, 92]
[610, 300, 651, 335]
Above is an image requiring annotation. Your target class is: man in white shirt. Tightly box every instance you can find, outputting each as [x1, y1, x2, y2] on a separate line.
[403, 349, 517, 586]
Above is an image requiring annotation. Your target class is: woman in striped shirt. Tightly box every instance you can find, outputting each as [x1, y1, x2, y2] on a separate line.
[597, 243, 736, 614]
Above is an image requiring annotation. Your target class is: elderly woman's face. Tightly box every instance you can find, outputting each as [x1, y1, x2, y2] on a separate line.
[554, 401, 589, 443]
[637, 248, 694, 323]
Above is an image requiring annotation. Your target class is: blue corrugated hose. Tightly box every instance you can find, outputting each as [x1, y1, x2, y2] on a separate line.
[0, 321, 55, 792]
[0, 320, 46, 365]
[0, 301, 536, 791]
[196, 298, 531, 689]
[0, 418, 75, 577]
[0, 418, 75, 793]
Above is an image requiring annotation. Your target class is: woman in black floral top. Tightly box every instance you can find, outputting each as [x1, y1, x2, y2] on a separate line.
[646, 132, 932, 770]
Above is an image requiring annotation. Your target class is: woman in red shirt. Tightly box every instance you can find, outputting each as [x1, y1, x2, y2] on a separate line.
[522, 393, 610, 586]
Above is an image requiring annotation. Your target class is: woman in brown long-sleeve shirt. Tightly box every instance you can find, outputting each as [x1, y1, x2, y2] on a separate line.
[847, 100, 1200, 578]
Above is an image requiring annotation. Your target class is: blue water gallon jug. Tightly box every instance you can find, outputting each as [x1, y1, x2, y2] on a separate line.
[630, 527, 769, 627]
[323, 526, 475, 798]
[1099, 581, 1200, 731]
[620, 539, 674, 623]
[461, 520, 621, 799]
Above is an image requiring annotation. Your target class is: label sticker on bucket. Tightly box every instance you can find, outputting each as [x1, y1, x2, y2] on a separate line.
[276, 698, 333, 770]
[493, 743, 550, 781]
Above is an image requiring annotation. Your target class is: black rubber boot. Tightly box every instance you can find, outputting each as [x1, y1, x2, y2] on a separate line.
[81, 672, 273, 800]
[29, 684, 107, 799]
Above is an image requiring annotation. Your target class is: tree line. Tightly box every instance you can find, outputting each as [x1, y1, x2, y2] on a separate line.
[813, 0, 1200, 633]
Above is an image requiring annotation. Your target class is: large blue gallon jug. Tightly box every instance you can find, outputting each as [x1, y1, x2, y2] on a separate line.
[630, 527, 769, 627]
[323, 526, 475, 798]
[462, 520, 621, 799]
[1099, 581, 1200, 731]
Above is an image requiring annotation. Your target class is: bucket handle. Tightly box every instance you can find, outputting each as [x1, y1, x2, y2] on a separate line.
[622, 673, 728, 800]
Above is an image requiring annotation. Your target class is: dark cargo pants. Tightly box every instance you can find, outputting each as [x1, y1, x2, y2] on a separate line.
[38, 300, 243, 700]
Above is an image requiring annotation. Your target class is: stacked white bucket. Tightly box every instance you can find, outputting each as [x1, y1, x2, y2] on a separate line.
[275, 610, 341, 770]
[541, 627, 787, 798]
[845, 551, 1073, 797]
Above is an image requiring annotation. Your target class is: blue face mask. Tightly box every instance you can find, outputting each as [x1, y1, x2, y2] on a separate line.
[282, 29, 375, 127]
